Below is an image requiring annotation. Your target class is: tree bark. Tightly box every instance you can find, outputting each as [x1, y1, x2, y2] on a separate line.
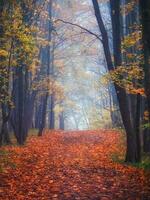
[0, 104, 11, 146]
[38, 0, 53, 136]
[59, 112, 64, 130]
[140, 0, 150, 152]
[92, 0, 140, 162]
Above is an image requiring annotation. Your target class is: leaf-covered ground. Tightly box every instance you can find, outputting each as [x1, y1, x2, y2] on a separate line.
[0, 130, 150, 200]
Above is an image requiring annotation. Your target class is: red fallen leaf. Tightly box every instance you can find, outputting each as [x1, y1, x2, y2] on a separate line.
[0, 130, 149, 199]
[101, 197, 110, 200]
[49, 180, 54, 183]
[0, 188, 4, 193]
[52, 194, 58, 198]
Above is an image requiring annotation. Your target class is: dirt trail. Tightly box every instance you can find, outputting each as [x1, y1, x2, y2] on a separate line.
[0, 130, 150, 200]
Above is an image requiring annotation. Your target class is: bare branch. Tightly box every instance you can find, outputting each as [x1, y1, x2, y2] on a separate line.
[54, 19, 102, 42]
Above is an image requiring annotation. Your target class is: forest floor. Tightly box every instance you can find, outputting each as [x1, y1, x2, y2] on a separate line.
[0, 130, 150, 200]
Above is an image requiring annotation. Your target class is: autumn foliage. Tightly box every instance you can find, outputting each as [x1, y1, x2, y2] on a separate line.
[0, 130, 150, 199]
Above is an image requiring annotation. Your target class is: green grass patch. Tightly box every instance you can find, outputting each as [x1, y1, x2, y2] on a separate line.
[0, 149, 9, 156]
[111, 130, 150, 170]
[28, 129, 38, 137]
[3, 129, 39, 146]
[0, 157, 17, 172]
[0, 149, 18, 172]
[131, 154, 150, 170]
[112, 152, 150, 170]
[111, 152, 125, 164]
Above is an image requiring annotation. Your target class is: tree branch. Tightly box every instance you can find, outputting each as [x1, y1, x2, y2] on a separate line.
[55, 19, 102, 42]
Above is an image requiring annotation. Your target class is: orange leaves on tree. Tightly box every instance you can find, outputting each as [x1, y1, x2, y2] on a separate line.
[144, 111, 149, 121]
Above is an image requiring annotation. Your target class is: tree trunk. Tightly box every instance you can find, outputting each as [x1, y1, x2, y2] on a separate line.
[110, 0, 141, 162]
[143, 129, 150, 153]
[49, 94, 55, 129]
[38, 0, 53, 136]
[134, 94, 141, 161]
[38, 94, 49, 136]
[59, 112, 64, 130]
[0, 1, 12, 146]
[0, 104, 11, 146]
[140, 0, 150, 152]
[92, 0, 140, 162]
[11, 66, 26, 145]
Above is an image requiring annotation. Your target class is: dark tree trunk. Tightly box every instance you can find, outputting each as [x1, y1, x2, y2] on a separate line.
[0, 104, 11, 146]
[38, 0, 53, 136]
[59, 112, 64, 130]
[110, 0, 141, 162]
[92, 0, 140, 162]
[11, 66, 26, 145]
[92, 0, 114, 71]
[38, 94, 49, 136]
[49, 37, 55, 130]
[11, 64, 36, 144]
[135, 94, 141, 160]
[38, 0, 56, 134]
[34, 101, 43, 129]
[143, 129, 150, 153]
[140, 0, 150, 152]
[49, 94, 55, 129]
[0, 2, 13, 145]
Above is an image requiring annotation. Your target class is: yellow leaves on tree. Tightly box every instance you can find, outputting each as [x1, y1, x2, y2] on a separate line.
[0, 50, 8, 58]
[144, 111, 149, 121]
[101, 65, 145, 96]
[122, 31, 142, 50]
[121, 0, 138, 15]
[33, 77, 64, 103]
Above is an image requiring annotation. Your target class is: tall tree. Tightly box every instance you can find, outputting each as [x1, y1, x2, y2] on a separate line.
[0, 1, 16, 145]
[110, 0, 141, 162]
[140, 0, 150, 152]
[38, 0, 54, 136]
[92, 0, 141, 162]
[9, 1, 38, 144]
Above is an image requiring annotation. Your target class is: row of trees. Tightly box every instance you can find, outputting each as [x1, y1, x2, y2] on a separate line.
[0, 0, 63, 145]
[90, 0, 150, 162]
[0, 0, 116, 144]
[0, 0, 150, 163]
[0, 0, 38, 145]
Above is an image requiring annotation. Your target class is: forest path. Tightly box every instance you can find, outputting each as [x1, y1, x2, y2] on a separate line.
[0, 130, 149, 200]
